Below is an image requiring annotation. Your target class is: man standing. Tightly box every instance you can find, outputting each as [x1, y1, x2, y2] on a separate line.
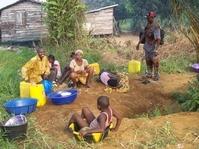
[136, 11, 161, 81]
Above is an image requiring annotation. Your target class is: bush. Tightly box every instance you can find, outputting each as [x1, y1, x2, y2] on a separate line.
[44, 0, 85, 46]
[172, 77, 199, 111]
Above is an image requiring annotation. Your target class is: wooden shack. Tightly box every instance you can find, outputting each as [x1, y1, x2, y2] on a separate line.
[0, 0, 47, 42]
[85, 4, 118, 35]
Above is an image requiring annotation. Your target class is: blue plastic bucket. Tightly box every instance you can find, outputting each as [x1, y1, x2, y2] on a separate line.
[42, 80, 53, 95]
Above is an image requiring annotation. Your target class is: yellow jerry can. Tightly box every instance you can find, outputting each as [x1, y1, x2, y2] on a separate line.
[128, 60, 141, 73]
[30, 84, 46, 107]
[20, 81, 30, 98]
[89, 63, 100, 75]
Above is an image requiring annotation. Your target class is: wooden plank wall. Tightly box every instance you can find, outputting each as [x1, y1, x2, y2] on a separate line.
[85, 8, 113, 35]
[0, 1, 48, 42]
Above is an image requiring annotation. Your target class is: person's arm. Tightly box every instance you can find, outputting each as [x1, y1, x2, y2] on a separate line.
[44, 56, 50, 76]
[84, 59, 89, 70]
[79, 114, 106, 136]
[111, 108, 122, 132]
[154, 26, 161, 56]
[69, 60, 76, 72]
[136, 31, 145, 50]
[21, 58, 35, 81]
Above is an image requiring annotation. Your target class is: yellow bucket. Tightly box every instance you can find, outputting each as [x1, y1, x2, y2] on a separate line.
[69, 123, 113, 143]
[30, 84, 46, 107]
[20, 81, 30, 98]
[89, 63, 100, 75]
[128, 60, 141, 73]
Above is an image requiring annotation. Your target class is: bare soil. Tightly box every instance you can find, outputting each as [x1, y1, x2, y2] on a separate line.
[33, 73, 195, 144]
[33, 35, 199, 148]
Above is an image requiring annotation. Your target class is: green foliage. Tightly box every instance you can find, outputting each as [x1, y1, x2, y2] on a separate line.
[140, 53, 193, 74]
[44, 0, 85, 46]
[160, 54, 193, 73]
[84, 0, 172, 31]
[171, 0, 199, 62]
[84, 49, 102, 64]
[85, 0, 199, 32]
[172, 77, 199, 111]
[0, 48, 34, 99]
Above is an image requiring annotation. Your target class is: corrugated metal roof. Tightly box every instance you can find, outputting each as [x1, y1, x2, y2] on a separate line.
[0, 0, 42, 11]
[86, 4, 118, 13]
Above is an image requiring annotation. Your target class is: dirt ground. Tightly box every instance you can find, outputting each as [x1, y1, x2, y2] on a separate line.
[103, 112, 199, 149]
[33, 35, 198, 148]
[33, 73, 195, 145]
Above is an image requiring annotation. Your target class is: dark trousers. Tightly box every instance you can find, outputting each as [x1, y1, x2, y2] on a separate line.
[47, 68, 57, 82]
[57, 66, 71, 84]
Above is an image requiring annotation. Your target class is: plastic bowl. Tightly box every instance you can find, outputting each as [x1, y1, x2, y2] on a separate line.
[0, 115, 28, 140]
[4, 98, 37, 115]
[47, 89, 78, 105]
[191, 63, 199, 73]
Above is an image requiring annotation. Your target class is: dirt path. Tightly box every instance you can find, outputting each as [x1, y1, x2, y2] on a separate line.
[33, 73, 194, 143]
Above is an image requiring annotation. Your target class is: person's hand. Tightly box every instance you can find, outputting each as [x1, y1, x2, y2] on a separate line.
[42, 74, 48, 80]
[76, 70, 82, 74]
[154, 51, 159, 56]
[82, 70, 87, 75]
[79, 130, 87, 137]
[136, 44, 140, 50]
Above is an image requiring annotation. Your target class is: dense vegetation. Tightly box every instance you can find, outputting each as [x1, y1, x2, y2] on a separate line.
[173, 77, 199, 112]
[84, 0, 199, 31]
[84, 0, 199, 61]
[45, 0, 85, 46]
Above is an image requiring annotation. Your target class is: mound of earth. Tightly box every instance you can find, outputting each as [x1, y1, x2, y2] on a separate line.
[103, 112, 199, 149]
[33, 73, 195, 147]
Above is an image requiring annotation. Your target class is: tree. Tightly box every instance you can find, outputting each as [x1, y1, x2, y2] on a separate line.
[171, 0, 199, 62]
[83, 0, 172, 31]
[45, 0, 85, 46]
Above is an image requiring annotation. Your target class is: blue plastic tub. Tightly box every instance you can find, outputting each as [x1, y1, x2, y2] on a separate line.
[47, 89, 78, 105]
[4, 98, 37, 115]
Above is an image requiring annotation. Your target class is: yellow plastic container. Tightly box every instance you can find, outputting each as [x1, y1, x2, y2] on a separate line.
[20, 81, 30, 98]
[89, 63, 100, 75]
[128, 60, 141, 73]
[30, 84, 46, 107]
[69, 123, 113, 143]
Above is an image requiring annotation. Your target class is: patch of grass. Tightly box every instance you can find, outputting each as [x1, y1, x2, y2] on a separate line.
[134, 105, 179, 119]
[160, 54, 193, 74]
[84, 49, 102, 64]
[0, 48, 34, 99]
[172, 76, 199, 111]
[140, 53, 194, 74]
[120, 121, 177, 149]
